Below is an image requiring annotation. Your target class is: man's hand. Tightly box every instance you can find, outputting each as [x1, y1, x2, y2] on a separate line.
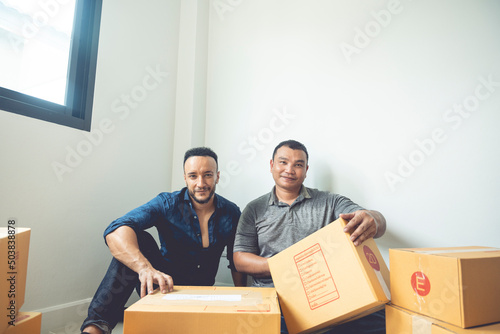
[138, 267, 174, 298]
[340, 210, 386, 246]
[106, 226, 175, 298]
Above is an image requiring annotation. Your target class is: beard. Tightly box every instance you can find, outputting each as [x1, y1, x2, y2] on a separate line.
[189, 186, 216, 204]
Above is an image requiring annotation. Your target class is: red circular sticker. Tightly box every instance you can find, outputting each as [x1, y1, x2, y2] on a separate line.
[363, 246, 380, 271]
[411, 272, 431, 296]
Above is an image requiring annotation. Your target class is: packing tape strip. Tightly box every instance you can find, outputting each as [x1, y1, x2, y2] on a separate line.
[375, 270, 391, 300]
[414, 247, 500, 254]
[412, 315, 432, 334]
[363, 245, 391, 300]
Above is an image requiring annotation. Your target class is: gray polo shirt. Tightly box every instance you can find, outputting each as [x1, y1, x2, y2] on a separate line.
[234, 186, 364, 287]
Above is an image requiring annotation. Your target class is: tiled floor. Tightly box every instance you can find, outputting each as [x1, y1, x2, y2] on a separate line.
[113, 322, 124, 334]
[50, 322, 124, 334]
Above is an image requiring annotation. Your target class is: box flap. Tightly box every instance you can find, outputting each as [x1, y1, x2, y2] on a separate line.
[400, 246, 500, 259]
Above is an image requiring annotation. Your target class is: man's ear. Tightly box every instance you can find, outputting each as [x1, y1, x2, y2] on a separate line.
[216, 171, 220, 184]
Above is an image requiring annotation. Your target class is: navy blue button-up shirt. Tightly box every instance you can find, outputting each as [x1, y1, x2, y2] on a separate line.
[103, 187, 241, 286]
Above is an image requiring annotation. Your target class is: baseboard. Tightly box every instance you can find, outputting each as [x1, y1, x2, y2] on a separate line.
[34, 298, 91, 334]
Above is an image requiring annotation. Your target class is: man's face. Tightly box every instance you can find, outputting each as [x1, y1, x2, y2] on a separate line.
[270, 146, 308, 193]
[184, 156, 219, 205]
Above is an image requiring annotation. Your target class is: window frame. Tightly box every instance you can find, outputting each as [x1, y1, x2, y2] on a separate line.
[0, 0, 102, 132]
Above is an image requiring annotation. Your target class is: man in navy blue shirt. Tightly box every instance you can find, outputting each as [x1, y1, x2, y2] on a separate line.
[81, 147, 245, 334]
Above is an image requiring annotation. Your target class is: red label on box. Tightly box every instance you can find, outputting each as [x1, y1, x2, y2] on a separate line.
[411, 271, 431, 296]
[363, 246, 380, 271]
[294, 243, 340, 310]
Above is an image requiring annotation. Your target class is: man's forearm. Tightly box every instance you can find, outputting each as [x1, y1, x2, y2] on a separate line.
[231, 270, 247, 287]
[105, 226, 153, 274]
[233, 252, 271, 277]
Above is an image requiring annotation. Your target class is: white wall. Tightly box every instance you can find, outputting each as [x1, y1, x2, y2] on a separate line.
[205, 0, 500, 259]
[2, 0, 500, 332]
[0, 0, 180, 332]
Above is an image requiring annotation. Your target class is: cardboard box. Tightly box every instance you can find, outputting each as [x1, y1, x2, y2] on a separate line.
[123, 286, 281, 334]
[4, 312, 42, 334]
[0, 228, 31, 334]
[389, 246, 500, 328]
[386, 304, 500, 334]
[268, 218, 390, 334]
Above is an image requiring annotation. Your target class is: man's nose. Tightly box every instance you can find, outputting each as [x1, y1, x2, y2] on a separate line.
[196, 176, 206, 186]
[284, 165, 294, 174]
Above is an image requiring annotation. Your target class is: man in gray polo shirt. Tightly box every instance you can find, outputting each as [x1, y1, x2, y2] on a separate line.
[233, 139, 387, 333]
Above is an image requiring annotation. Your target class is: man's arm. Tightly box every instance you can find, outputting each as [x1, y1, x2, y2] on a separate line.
[106, 226, 173, 297]
[231, 270, 248, 287]
[340, 210, 387, 246]
[233, 252, 271, 278]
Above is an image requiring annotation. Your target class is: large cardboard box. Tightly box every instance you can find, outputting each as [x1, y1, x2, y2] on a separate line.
[0, 228, 31, 334]
[4, 312, 42, 334]
[123, 286, 281, 334]
[268, 218, 390, 334]
[386, 304, 500, 334]
[389, 246, 500, 328]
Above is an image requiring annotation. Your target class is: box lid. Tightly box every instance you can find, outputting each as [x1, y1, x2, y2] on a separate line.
[126, 286, 280, 314]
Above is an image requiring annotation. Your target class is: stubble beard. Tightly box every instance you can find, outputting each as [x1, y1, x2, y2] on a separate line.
[190, 186, 216, 204]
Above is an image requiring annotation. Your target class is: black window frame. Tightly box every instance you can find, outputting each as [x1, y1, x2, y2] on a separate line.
[0, 0, 102, 132]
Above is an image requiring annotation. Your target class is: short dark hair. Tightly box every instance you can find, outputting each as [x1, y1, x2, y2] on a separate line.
[272, 140, 309, 162]
[184, 147, 218, 170]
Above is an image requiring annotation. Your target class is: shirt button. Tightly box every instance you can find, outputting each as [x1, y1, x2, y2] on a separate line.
[194, 216, 198, 219]
[197, 264, 201, 269]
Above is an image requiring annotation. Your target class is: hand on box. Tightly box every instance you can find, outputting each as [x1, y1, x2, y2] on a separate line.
[138, 267, 174, 298]
[340, 210, 385, 246]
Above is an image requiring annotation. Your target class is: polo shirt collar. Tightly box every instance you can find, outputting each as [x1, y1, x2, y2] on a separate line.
[268, 185, 311, 206]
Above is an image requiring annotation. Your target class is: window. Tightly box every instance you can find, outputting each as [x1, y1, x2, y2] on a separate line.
[0, 0, 102, 131]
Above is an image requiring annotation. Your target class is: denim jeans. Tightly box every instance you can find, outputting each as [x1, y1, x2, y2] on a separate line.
[80, 231, 169, 334]
[280, 309, 386, 334]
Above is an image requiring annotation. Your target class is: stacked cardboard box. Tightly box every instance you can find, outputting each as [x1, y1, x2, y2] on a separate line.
[268, 218, 390, 334]
[123, 285, 281, 333]
[386, 304, 500, 334]
[4, 312, 42, 334]
[1, 227, 41, 334]
[387, 246, 500, 333]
